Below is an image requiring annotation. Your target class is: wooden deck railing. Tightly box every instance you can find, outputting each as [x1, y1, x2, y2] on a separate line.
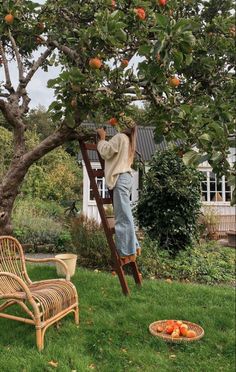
[214, 215, 235, 237]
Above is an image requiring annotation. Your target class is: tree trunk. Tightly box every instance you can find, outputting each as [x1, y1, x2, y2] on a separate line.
[0, 125, 88, 236]
[0, 163, 27, 235]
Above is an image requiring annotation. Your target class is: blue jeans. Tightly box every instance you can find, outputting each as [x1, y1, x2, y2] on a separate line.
[113, 172, 140, 257]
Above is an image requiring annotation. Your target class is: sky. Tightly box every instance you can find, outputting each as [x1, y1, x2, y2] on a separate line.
[7, 53, 61, 109]
[3, 0, 58, 109]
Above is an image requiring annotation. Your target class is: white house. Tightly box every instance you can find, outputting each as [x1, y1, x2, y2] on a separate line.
[79, 124, 235, 235]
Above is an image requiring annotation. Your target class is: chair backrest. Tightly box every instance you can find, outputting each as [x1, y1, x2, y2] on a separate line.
[0, 236, 30, 294]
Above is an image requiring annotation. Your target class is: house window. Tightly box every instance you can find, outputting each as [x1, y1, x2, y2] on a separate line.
[201, 171, 232, 203]
[89, 172, 133, 201]
[89, 174, 109, 201]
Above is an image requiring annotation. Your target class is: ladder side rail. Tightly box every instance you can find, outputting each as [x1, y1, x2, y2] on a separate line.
[79, 140, 130, 295]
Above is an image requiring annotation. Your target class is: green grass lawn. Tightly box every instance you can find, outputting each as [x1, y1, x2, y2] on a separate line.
[0, 265, 235, 372]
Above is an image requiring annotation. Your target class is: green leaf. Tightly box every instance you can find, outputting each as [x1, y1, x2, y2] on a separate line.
[110, 10, 122, 20]
[227, 175, 236, 187]
[209, 122, 224, 137]
[173, 19, 192, 33]
[115, 29, 127, 42]
[182, 150, 199, 166]
[48, 101, 62, 111]
[185, 53, 193, 66]
[199, 133, 212, 143]
[172, 50, 183, 68]
[211, 151, 223, 162]
[47, 79, 57, 88]
[65, 111, 75, 128]
[51, 111, 63, 122]
[156, 14, 169, 28]
[138, 44, 152, 57]
[181, 31, 196, 46]
[153, 38, 167, 55]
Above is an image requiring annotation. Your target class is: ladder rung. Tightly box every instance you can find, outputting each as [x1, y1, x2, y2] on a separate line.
[93, 169, 104, 177]
[106, 216, 115, 229]
[84, 143, 97, 150]
[101, 198, 113, 204]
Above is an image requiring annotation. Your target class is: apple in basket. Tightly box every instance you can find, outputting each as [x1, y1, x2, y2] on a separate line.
[155, 325, 164, 332]
[164, 320, 196, 338]
[180, 324, 188, 336]
[152, 320, 200, 340]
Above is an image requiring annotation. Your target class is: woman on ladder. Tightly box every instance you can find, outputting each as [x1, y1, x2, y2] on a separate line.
[97, 113, 141, 265]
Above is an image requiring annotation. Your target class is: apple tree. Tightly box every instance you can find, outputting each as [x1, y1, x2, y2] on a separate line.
[0, 0, 235, 234]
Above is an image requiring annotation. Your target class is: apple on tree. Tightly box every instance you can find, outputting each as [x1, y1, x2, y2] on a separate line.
[4, 13, 14, 24]
[158, 0, 167, 7]
[89, 57, 102, 69]
[121, 59, 129, 68]
[134, 8, 146, 20]
[168, 76, 180, 88]
[108, 117, 118, 126]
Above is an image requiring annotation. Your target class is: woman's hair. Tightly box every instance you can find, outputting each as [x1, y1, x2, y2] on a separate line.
[123, 126, 137, 165]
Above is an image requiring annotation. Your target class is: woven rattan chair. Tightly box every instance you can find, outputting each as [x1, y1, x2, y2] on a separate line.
[0, 236, 79, 351]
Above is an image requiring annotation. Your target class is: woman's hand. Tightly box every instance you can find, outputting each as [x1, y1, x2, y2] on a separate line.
[97, 127, 106, 141]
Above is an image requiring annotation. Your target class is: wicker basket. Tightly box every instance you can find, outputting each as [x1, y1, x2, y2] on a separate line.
[149, 320, 204, 343]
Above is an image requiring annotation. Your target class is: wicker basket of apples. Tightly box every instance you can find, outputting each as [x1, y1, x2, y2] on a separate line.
[149, 320, 204, 342]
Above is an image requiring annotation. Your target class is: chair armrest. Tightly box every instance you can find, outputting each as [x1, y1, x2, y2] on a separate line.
[25, 257, 70, 281]
[0, 271, 33, 299]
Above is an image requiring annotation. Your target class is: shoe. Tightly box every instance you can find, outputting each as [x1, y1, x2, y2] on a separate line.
[120, 254, 136, 265]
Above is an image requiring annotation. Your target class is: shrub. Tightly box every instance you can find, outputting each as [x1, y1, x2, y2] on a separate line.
[12, 198, 72, 252]
[21, 145, 82, 202]
[70, 214, 111, 269]
[136, 149, 203, 255]
[0, 126, 83, 203]
[138, 236, 235, 285]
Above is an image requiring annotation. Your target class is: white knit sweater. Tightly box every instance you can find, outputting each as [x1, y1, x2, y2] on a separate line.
[97, 133, 133, 189]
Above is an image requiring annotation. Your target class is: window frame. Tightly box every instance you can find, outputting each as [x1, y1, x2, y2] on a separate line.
[200, 169, 232, 204]
[89, 167, 109, 203]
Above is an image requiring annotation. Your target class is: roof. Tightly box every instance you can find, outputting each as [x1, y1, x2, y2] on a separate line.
[78, 122, 173, 162]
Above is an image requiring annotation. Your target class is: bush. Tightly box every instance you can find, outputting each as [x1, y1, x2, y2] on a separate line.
[0, 126, 83, 203]
[136, 149, 203, 255]
[21, 146, 82, 202]
[12, 198, 72, 252]
[70, 214, 111, 269]
[138, 236, 235, 285]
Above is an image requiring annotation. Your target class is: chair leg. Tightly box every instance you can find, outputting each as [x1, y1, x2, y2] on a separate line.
[74, 306, 79, 325]
[36, 328, 44, 352]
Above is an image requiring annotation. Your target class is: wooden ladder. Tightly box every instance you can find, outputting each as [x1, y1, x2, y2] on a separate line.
[79, 139, 142, 295]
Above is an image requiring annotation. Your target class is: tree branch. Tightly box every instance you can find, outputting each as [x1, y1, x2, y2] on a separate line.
[48, 40, 80, 62]
[0, 41, 14, 93]
[18, 46, 55, 91]
[0, 99, 17, 128]
[23, 126, 83, 167]
[0, 93, 10, 98]
[146, 86, 165, 107]
[8, 30, 24, 83]
[0, 99, 6, 112]
[20, 88, 31, 114]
